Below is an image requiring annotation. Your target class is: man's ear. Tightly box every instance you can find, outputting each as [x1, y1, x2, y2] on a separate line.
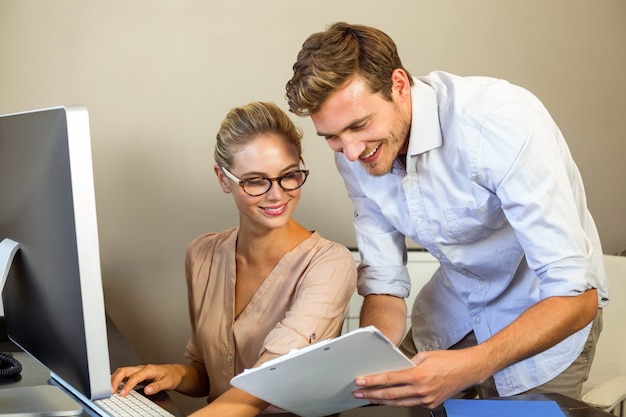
[214, 164, 232, 193]
[390, 68, 411, 102]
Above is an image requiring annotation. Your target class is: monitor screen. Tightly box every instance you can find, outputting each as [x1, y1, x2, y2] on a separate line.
[0, 106, 111, 400]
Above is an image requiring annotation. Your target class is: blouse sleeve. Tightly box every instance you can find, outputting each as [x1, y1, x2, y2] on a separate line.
[184, 233, 214, 363]
[258, 240, 357, 363]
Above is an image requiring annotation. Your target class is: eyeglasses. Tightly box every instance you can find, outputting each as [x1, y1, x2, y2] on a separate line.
[220, 160, 309, 197]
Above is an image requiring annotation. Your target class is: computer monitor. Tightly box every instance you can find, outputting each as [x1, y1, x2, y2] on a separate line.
[0, 106, 112, 401]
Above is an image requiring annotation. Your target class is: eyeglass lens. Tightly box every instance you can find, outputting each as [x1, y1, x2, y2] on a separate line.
[243, 170, 307, 196]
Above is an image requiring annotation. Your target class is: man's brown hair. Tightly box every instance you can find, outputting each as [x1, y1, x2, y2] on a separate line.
[286, 22, 413, 116]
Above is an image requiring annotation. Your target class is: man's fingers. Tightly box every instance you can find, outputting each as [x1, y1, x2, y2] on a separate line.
[355, 367, 414, 388]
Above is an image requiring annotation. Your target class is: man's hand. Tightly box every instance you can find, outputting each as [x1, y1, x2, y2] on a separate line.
[353, 347, 490, 409]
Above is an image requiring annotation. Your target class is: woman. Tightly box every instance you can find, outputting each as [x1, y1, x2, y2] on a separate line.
[111, 102, 357, 416]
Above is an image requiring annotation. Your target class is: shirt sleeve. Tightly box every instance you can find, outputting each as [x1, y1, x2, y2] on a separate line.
[335, 152, 412, 299]
[476, 101, 604, 301]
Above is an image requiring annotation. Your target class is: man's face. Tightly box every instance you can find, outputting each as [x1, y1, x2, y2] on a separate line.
[310, 71, 412, 177]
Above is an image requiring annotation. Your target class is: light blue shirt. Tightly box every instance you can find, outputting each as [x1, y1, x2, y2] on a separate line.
[336, 71, 609, 396]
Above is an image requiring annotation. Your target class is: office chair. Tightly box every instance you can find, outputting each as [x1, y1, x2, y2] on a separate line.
[582, 254, 626, 416]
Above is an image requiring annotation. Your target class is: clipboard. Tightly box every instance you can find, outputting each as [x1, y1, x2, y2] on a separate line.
[230, 326, 415, 417]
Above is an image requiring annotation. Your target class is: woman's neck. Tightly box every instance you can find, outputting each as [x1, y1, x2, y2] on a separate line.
[236, 218, 311, 264]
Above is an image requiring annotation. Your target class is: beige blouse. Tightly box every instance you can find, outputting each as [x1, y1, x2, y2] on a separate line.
[184, 227, 357, 403]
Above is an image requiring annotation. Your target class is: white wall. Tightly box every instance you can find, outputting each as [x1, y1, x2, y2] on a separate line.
[1, 1, 625, 413]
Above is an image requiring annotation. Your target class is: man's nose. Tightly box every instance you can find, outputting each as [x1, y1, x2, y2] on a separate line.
[341, 136, 366, 162]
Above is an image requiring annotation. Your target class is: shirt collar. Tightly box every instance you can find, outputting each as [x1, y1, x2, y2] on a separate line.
[407, 77, 442, 157]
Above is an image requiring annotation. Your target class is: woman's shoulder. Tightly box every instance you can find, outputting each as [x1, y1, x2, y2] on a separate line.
[304, 231, 355, 262]
[291, 232, 357, 290]
[187, 227, 237, 255]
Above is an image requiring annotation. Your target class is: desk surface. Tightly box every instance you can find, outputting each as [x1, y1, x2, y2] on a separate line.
[1, 317, 611, 417]
[1, 351, 182, 417]
[1, 352, 612, 417]
[262, 392, 612, 417]
[0, 315, 184, 417]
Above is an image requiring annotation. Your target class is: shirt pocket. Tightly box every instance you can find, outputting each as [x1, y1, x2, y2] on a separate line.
[443, 194, 507, 244]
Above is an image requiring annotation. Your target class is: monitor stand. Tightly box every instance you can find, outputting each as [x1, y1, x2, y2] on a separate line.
[0, 238, 83, 416]
[0, 238, 20, 316]
[0, 385, 83, 416]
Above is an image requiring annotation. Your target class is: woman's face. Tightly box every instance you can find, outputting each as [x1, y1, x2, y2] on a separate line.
[216, 133, 303, 232]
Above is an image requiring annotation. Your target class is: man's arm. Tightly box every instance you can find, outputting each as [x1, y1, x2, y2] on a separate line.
[360, 294, 407, 345]
[354, 288, 598, 409]
[474, 288, 598, 378]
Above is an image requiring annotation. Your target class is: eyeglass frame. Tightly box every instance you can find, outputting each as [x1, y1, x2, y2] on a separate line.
[220, 159, 309, 197]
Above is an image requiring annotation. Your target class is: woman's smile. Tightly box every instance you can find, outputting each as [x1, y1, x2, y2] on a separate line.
[261, 202, 288, 216]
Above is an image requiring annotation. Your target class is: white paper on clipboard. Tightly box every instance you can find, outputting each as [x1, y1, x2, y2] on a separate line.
[230, 326, 415, 417]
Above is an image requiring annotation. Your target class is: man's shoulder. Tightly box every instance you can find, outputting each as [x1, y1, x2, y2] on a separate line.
[415, 70, 541, 129]
[416, 70, 507, 88]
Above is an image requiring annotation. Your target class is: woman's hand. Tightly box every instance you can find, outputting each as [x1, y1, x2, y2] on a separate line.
[111, 364, 188, 396]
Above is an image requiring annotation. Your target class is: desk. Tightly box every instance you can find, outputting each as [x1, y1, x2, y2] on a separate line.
[0, 316, 184, 417]
[1, 316, 611, 417]
[263, 393, 613, 417]
[2, 353, 612, 417]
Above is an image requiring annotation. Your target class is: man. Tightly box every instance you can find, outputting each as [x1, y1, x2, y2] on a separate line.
[286, 22, 609, 409]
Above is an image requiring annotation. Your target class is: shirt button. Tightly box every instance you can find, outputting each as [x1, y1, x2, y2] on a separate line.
[416, 217, 424, 225]
[434, 253, 442, 259]
[227, 355, 233, 363]
[479, 283, 486, 290]
[474, 316, 482, 324]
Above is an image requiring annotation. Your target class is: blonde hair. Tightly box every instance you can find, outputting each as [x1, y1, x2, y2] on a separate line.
[286, 22, 413, 116]
[214, 102, 303, 168]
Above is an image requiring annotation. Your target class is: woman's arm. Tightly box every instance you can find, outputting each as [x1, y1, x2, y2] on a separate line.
[189, 387, 268, 417]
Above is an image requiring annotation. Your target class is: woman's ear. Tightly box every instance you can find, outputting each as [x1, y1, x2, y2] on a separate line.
[214, 164, 232, 193]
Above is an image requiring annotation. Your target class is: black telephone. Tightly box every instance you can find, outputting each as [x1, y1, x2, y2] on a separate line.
[0, 317, 22, 379]
[0, 352, 22, 379]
